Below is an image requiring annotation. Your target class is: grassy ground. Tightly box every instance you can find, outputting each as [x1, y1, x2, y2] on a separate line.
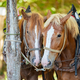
[0, 71, 7, 80]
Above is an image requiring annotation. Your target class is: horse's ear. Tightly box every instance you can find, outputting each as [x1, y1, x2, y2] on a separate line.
[47, 10, 52, 19]
[60, 11, 72, 25]
[44, 16, 47, 22]
[21, 9, 30, 20]
[44, 10, 51, 22]
[42, 32, 44, 36]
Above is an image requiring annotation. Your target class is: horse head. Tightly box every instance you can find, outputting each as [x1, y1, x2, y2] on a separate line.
[41, 12, 79, 69]
[21, 10, 44, 66]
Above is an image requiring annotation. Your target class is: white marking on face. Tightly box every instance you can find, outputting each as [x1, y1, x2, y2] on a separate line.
[41, 26, 54, 66]
[34, 25, 40, 66]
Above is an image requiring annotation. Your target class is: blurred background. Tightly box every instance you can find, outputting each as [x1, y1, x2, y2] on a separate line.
[0, 0, 80, 80]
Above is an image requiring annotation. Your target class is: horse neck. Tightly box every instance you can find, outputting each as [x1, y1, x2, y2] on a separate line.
[60, 29, 76, 66]
[18, 18, 24, 41]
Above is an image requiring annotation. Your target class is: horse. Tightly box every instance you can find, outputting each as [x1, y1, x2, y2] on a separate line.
[0, 15, 6, 71]
[19, 10, 54, 80]
[41, 11, 80, 80]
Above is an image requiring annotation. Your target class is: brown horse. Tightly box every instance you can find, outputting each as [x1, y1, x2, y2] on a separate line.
[18, 10, 54, 80]
[20, 9, 44, 66]
[0, 15, 6, 71]
[41, 12, 80, 80]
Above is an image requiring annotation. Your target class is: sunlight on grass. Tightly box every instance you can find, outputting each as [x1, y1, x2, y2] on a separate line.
[0, 71, 7, 80]
[38, 71, 57, 80]
[53, 71, 57, 80]
[4, 71, 7, 80]
[38, 75, 42, 80]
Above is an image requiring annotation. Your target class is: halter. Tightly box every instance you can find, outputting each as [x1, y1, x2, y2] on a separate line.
[43, 25, 67, 54]
[23, 20, 42, 57]
[22, 20, 46, 71]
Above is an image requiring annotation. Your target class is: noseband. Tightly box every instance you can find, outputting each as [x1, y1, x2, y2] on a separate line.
[43, 25, 67, 54]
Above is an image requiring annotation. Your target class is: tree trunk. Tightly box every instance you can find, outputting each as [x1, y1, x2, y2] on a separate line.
[6, 0, 21, 80]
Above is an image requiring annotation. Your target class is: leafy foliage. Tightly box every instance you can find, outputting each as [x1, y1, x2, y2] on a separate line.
[0, 0, 80, 15]
[0, 1, 6, 7]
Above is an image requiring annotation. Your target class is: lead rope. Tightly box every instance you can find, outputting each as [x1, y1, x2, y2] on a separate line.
[21, 52, 45, 71]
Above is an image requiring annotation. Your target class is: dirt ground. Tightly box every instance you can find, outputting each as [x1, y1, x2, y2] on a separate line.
[0, 75, 5, 80]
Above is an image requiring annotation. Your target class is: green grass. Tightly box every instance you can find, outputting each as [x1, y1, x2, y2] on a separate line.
[4, 72, 7, 80]
[53, 71, 57, 80]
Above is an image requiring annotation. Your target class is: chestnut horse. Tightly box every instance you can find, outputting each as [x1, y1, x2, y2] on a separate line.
[19, 10, 54, 80]
[41, 12, 80, 80]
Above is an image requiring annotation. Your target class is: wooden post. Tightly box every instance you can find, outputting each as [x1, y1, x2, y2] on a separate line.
[6, 0, 21, 80]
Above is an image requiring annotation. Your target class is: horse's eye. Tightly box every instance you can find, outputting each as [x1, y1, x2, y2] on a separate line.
[27, 31, 28, 33]
[57, 34, 61, 37]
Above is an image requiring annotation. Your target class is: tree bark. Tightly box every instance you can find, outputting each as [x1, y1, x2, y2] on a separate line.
[6, 0, 21, 80]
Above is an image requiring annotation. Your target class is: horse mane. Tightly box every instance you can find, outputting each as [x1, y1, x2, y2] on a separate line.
[18, 18, 24, 41]
[0, 15, 6, 40]
[30, 12, 44, 30]
[44, 13, 79, 38]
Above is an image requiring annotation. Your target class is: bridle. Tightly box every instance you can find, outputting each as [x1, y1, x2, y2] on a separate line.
[43, 25, 67, 55]
[42, 23, 80, 75]
[22, 20, 45, 71]
[23, 20, 42, 57]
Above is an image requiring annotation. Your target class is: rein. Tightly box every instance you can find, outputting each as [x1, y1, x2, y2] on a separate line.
[43, 25, 67, 54]
[54, 55, 80, 72]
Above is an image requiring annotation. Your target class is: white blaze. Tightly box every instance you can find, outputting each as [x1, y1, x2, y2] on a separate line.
[41, 26, 54, 66]
[34, 25, 40, 66]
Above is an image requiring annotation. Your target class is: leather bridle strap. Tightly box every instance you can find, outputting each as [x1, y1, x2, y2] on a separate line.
[26, 48, 42, 57]
[23, 20, 29, 49]
[43, 25, 67, 54]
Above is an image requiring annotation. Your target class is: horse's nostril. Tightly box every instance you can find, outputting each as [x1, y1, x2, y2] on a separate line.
[40, 57, 41, 61]
[32, 57, 35, 63]
[48, 60, 51, 66]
